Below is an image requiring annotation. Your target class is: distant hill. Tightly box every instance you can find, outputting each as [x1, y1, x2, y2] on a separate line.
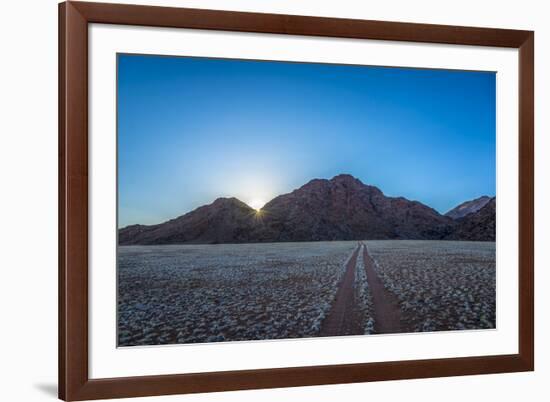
[119, 175, 496, 245]
[444, 196, 492, 219]
[444, 197, 496, 241]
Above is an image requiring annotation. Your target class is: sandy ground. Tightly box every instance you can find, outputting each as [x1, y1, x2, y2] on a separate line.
[118, 240, 495, 346]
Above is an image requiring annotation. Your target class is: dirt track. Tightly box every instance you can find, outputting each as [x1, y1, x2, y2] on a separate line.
[318, 244, 364, 337]
[362, 244, 402, 334]
[319, 243, 403, 336]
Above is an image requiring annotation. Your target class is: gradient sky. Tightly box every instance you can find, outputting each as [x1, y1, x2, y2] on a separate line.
[118, 54, 496, 228]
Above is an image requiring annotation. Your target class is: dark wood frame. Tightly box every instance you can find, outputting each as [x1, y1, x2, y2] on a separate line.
[59, 1, 534, 400]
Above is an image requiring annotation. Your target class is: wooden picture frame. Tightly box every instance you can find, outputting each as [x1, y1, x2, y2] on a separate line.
[59, 1, 534, 400]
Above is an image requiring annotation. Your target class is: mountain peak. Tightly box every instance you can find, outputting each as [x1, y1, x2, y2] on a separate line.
[445, 195, 492, 220]
[212, 196, 244, 205]
[330, 174, 363, 184]
[295, 174, 377, 196]
[444, 197, 495, 241]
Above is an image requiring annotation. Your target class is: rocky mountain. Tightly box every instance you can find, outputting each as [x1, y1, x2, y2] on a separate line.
[119, 197, 258, 245]
[119, 174, 495, 245]
[251, 174, 454, 242]
[444, 195, 492, 220]
[444, 197, 496, 241]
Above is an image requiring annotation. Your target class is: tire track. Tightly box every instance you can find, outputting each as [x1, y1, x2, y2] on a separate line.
[318, 244, 363, 337]
[362, 244, 403, 334]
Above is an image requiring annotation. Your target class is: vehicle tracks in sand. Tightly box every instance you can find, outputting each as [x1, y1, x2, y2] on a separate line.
[318, 242, 403, 337]
[362, 244, 403, 334]
[318, 244, 363, 337]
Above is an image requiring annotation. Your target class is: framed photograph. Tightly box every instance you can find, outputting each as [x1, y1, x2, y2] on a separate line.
[59, 1, 534, 400]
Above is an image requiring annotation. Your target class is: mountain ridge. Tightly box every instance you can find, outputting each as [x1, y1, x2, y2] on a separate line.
[444, 195, 492, 220]
[119, 174, 495, 245]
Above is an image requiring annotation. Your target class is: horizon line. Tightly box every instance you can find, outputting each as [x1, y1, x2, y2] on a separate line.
[118, 173, 495, 229]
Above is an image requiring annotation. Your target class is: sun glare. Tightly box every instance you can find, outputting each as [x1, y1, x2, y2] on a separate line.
[248, 199, 266, 211]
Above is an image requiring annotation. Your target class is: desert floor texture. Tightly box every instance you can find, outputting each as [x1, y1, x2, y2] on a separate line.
[118, 240, 496, 346]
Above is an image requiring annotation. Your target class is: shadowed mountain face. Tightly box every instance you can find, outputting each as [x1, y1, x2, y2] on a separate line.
[445, 195, 492, 220]
[119, 175, 495, 245]
[118, 197, 259, 245]
[255, 174, 453, 242]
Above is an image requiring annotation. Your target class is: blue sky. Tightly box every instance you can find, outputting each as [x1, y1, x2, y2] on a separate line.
[118, 54, 496, 227]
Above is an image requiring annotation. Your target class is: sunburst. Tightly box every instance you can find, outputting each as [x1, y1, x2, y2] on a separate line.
[248, 199, 266, 211]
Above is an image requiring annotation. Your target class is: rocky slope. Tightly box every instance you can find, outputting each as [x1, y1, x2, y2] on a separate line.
[444, 197, 496, 241]
[444, 195, 492, 220]
[119, 197, 258, 245]
[119, 175, 495, 245]
[252, 174, 454, 242]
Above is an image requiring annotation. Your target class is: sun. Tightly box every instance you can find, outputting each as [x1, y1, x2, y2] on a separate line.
[248, 198, 266, 211]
